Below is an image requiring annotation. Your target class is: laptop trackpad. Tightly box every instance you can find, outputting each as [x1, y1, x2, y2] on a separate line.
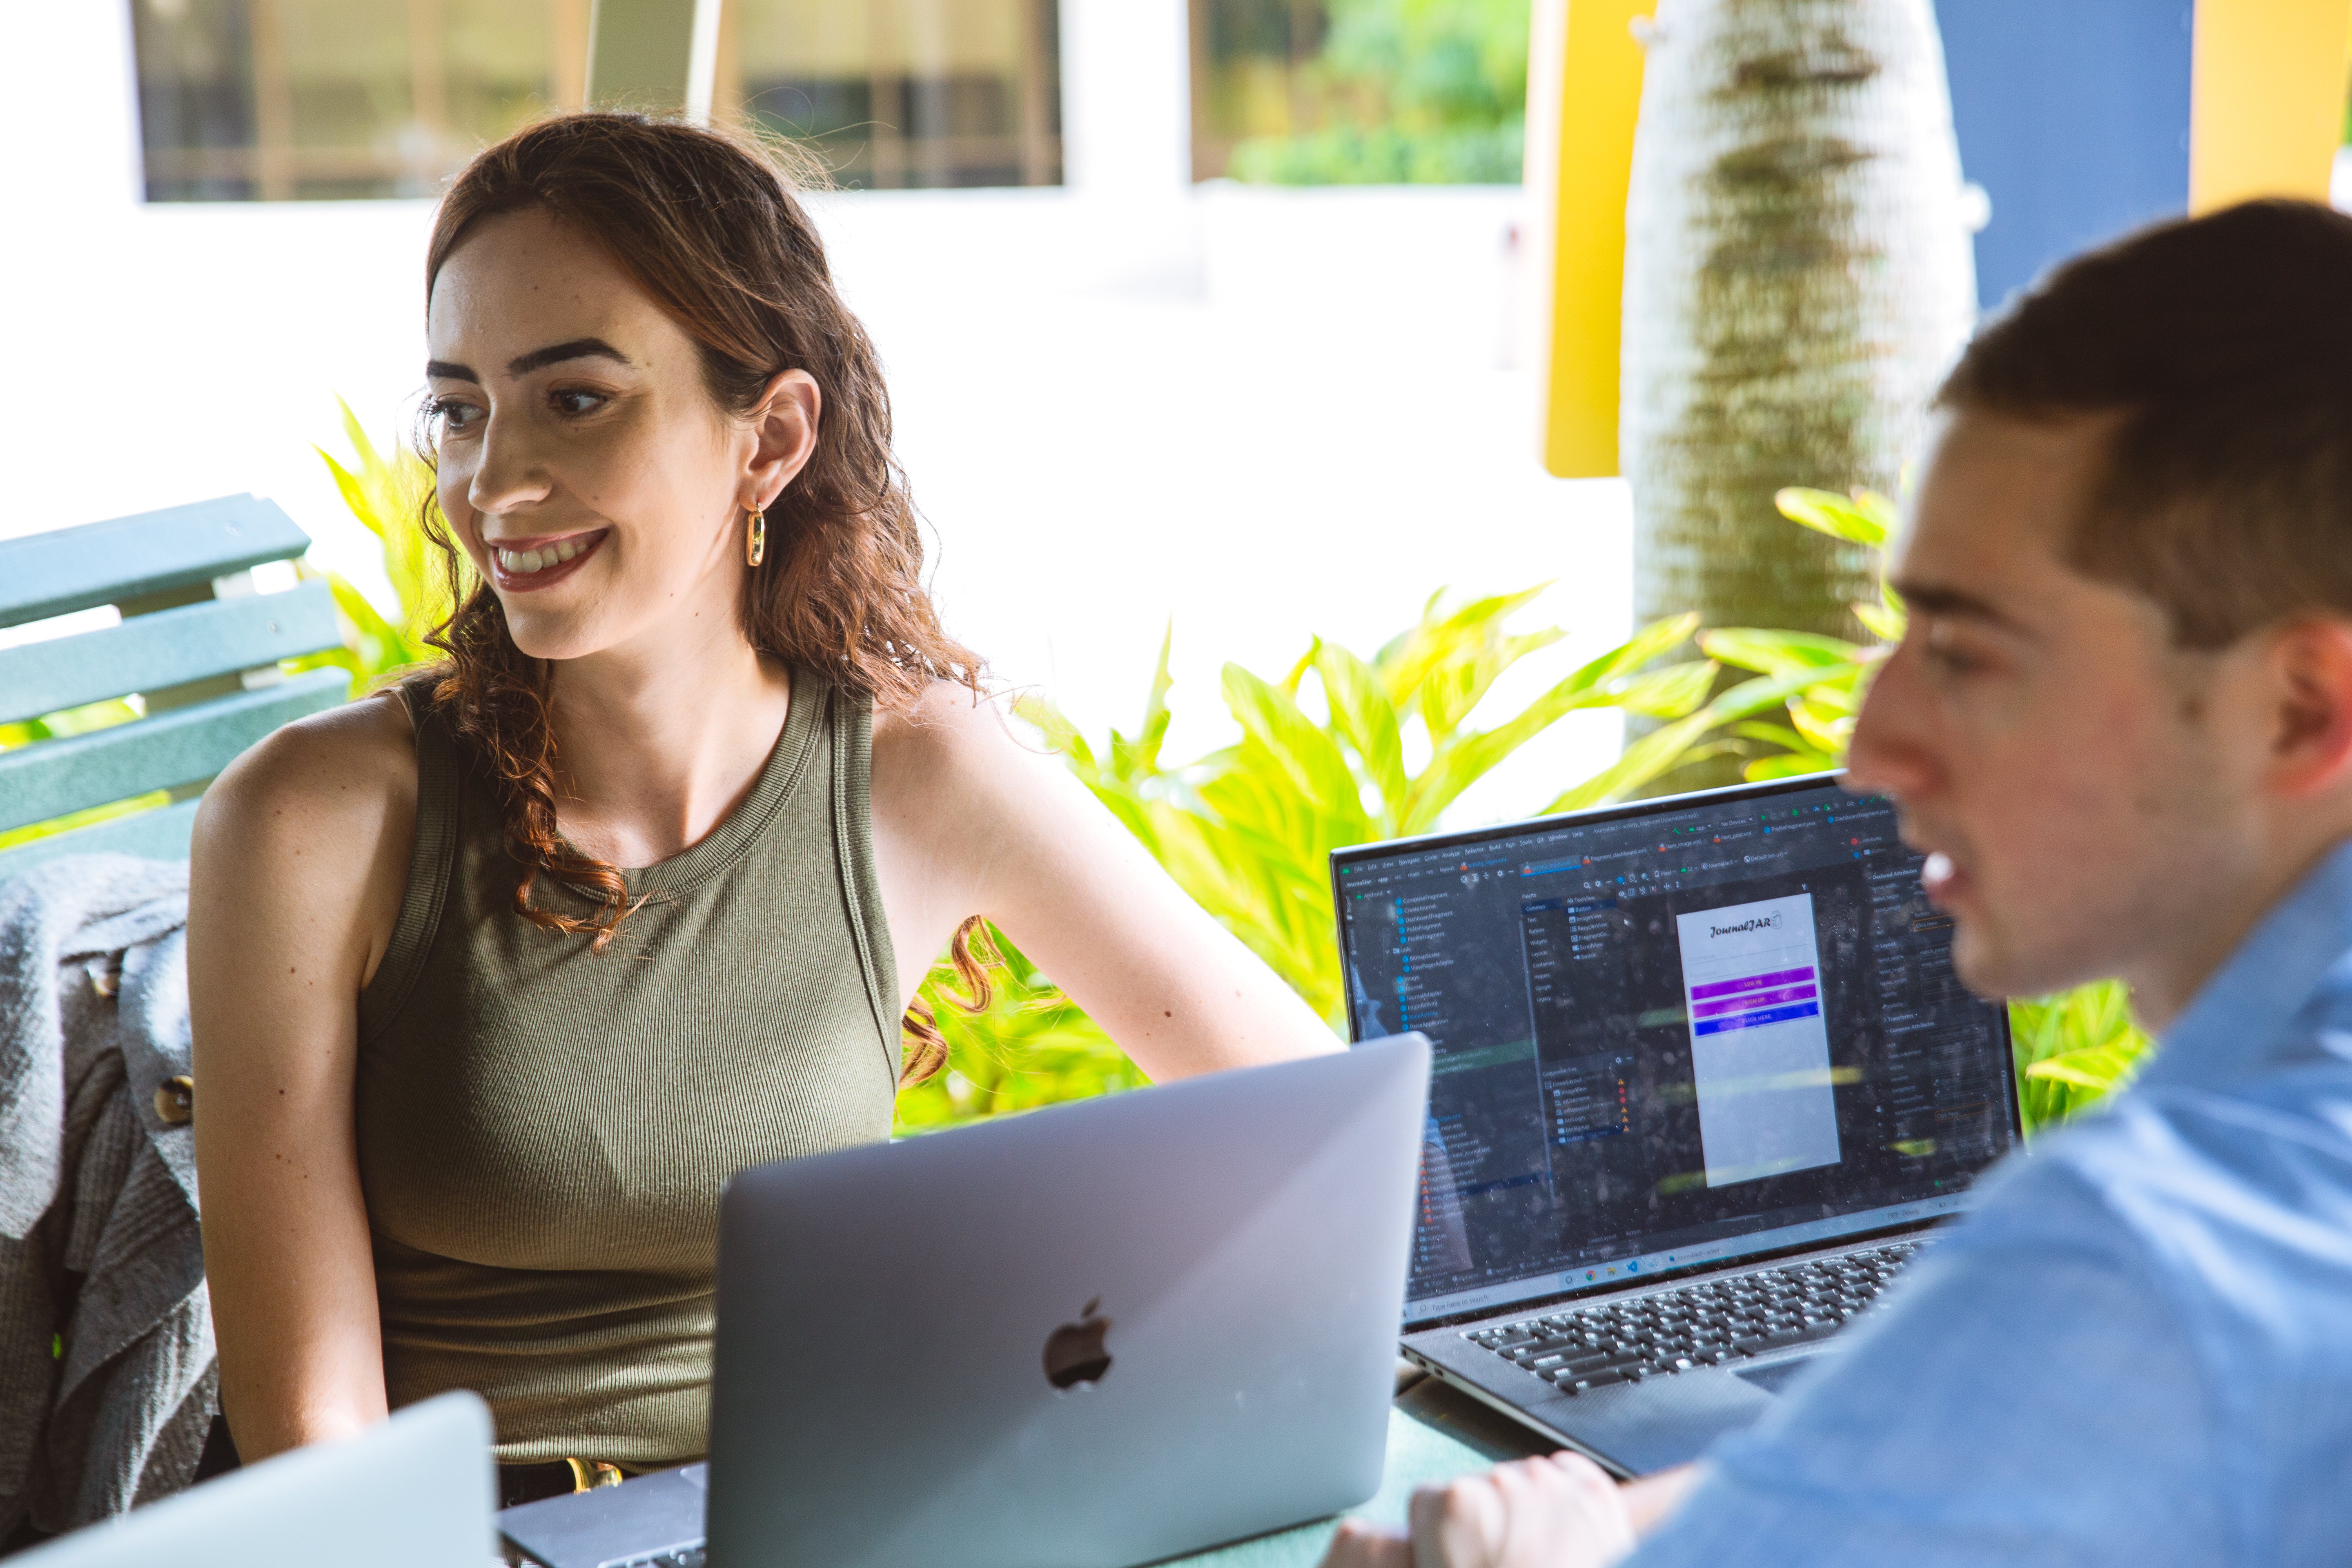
[1734, 1356, 1820, 1397]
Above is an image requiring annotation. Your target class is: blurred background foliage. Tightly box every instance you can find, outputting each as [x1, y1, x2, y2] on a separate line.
[1027, 597, 1718, 1022]
[890, 931, 1151, 1131]
[311, 398, 466, 685]
[1196, 0, 1528, 184]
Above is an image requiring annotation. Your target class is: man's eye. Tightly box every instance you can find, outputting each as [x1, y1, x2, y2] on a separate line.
[1919, 624, 1984, 675]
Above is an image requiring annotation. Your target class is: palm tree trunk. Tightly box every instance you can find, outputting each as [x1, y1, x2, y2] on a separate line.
[1621, 0, 1975, 653]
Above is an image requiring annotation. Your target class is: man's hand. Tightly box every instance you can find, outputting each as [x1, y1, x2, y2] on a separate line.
[1320, 1452, 1637, 1568]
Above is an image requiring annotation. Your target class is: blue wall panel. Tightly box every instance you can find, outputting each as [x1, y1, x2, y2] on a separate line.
[1938, 0, 2195, 308]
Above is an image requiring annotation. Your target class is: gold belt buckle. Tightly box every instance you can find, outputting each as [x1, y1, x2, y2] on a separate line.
[561, 1457, 625, 1492]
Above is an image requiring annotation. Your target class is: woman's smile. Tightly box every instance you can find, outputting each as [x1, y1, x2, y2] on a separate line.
[483, 526, 609, 592]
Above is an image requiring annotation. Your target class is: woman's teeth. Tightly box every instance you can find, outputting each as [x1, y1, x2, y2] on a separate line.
[497, 537, 588, 574]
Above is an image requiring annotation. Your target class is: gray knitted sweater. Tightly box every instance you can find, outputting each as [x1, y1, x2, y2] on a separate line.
[0, 855, 215, 1538]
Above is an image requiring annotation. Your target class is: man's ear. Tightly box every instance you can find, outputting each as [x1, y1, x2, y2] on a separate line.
[744, 369, 822, 508]
[2265, 619, 2352, 799]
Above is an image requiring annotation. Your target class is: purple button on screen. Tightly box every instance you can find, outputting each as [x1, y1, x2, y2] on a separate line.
[1688, 966, 1815, 1001]
[1691, 983, 1818, 1020]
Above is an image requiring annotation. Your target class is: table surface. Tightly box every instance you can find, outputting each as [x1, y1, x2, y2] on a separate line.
[1165, 1374, 1552, 1566]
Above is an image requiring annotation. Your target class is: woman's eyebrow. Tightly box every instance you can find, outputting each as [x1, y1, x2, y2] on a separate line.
[423, 340, 629, 384]
[506, 338, 632, 376]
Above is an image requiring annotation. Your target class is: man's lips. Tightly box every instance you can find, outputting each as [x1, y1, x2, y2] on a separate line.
[483, 528, 607, 593]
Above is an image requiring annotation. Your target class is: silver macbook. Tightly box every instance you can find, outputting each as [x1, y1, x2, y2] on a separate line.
[1332, 775, 2022, 1476]
[501, 1033, 1430, 1568]
[16, 1392, 494, 1568]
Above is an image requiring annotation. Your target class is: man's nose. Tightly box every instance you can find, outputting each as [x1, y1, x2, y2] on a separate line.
[1844, 645, 1935, 802]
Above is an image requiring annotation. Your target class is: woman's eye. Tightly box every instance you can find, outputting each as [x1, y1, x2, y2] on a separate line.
[550, 388, 608, 416]
[429, 397, 481, 434]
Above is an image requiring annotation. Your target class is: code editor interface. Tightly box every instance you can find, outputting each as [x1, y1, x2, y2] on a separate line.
[1337, 784, 2015, 1321]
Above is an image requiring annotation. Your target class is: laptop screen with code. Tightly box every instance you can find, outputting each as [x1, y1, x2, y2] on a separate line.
[1332, 775, 2019, 1329]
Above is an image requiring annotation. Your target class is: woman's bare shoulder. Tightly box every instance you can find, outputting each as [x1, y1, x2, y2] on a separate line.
[192, 688, 422, 946]
[868, 680, 1037, 806]
[199, 688, 418, 843]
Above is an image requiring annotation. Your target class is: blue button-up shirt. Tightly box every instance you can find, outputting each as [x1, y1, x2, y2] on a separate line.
[1633, 839, 2352, 1566]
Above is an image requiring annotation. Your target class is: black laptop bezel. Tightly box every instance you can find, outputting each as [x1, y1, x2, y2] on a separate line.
[1327, 770, 2025, 1333]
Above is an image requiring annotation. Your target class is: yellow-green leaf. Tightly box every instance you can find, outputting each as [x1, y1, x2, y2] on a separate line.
[1853, 599, 1906, 642]
[1609, 658, 1717, 719]
[1312, 639, 1408, 831]
[1699, 628, 1864, 677]
[1775, 486, 1896, 547]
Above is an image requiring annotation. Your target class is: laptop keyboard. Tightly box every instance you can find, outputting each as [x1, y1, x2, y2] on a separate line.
[1465, 1241, 1922, 1396]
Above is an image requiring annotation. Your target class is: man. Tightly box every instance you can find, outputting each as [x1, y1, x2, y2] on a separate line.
[1328, 199, 2352, 1567]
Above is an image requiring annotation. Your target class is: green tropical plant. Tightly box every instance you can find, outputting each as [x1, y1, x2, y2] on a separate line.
[891, 932, 1146, 1133]
[312, 398, 464, 688]
[0, 697, 143, 754]
[1022, 592, 1728, 1023]
[1693, 486, 1904, 780]
[1709, 485, 2154, 1132]
[2009, 981, 2148, 1129]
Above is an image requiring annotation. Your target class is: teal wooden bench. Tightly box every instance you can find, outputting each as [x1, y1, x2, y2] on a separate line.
[0, 494, 352, 881]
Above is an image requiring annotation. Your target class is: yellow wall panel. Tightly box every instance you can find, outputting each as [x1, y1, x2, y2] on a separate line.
[2189, 0, 2352, 212]
[1526, 0, 1653, 479]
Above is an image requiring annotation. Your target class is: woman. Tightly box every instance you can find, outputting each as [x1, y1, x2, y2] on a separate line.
[187, 112, 1334, 1499]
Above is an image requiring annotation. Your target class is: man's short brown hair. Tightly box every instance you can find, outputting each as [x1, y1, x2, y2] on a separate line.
[1939, 199, 2352, 649]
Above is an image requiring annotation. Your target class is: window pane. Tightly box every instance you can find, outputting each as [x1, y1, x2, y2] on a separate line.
[133, 0, 260, 200]
[127, 0, 1057, 200]
[130, 0, 582, 201]
[722, 0, 1060, 188]
[1189, 0, 1528, 185]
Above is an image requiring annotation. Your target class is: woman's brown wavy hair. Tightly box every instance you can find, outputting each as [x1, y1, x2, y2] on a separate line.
[418, 111, 989, 1086]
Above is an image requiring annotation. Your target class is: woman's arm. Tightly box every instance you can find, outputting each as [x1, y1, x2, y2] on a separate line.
[187, 696, 417, 1460]
[870, 687, 1338, 1079]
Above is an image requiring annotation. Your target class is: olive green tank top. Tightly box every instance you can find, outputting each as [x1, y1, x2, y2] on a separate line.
[354, 670, 899, 1466]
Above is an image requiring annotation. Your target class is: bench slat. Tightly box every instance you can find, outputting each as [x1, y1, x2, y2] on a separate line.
[0, 668, 349, 833]
[0, 800, 205, 882]
[0, 496, 315, 630]
[0, 581, 343, 726]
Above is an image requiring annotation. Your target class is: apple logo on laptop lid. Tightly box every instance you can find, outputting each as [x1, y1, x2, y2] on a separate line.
[1043, 1297, 1114, 1390]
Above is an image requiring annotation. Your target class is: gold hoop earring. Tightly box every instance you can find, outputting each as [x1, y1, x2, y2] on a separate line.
[744, 502, 766, 568]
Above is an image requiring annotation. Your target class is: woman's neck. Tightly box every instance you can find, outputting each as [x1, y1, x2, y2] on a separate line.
[541, 613, 793, 870]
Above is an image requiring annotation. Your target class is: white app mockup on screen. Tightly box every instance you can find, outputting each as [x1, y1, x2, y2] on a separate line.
[1675, 893, 1844, 1187]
